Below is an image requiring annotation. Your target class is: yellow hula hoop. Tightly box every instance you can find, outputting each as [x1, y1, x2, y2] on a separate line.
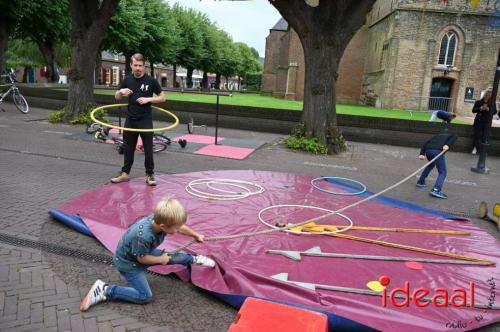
[90, 103, 179, 132]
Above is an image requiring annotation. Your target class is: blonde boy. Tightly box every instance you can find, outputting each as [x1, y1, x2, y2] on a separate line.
[80, 198, 215, 311]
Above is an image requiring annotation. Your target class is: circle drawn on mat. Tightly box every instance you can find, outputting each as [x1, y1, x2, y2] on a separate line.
[185, 178, 265, 200]
[258, 204, 354, 235]
[311, 176, 367, 196]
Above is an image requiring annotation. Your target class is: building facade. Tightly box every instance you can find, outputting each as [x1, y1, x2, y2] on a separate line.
[262, 0, 500, 115]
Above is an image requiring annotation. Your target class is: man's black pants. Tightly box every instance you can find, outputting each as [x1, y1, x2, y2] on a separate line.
[121, 117, 154, 175]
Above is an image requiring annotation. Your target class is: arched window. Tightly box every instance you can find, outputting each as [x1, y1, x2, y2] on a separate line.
[438, 32, 457, 66]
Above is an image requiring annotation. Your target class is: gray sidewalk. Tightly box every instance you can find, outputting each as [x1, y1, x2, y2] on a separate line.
[0, 103, 499, 331]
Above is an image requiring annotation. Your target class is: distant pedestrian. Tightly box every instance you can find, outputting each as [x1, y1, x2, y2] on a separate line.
[416, 133, 457, 199]
[429, 110, 456, 123]
[471, 89, 497, 154]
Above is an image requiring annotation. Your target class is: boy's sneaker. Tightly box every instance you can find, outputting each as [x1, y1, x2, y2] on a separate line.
[430, 189, 448, 199]
[80, 279, 107, 311]
[146, 175, 157, 186]
[193, 255, 216, 268]
[111, 172, 129, 183]
[416, 182, 426, 188]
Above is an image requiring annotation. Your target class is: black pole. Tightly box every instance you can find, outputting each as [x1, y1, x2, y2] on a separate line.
[118, 107, 122, 135]
[492, 48, 500, 103]
[471, 47, 500, 174]
[215, 94, 219, 145]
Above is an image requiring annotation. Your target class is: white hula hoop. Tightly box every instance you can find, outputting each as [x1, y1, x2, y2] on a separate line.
[185, 178, 265, 200]
[258, 204, 354, 235]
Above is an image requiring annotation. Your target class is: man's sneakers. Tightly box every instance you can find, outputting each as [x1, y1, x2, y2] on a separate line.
[193, 255, 216, 268]
[472, 147, 477, 155]
[80, 279, 107, 311]
[430, 189, 448, 199]
[110, 173, 157, 186]
[110, 172, 129, 183]
[416, 182, 426, 188]
[146, 174, 157, 186]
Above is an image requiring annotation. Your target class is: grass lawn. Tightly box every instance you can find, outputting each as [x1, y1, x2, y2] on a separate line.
[94, 89, 469, 124]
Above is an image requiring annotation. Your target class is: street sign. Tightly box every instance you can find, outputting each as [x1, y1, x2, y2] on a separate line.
[465, 87, 474, 102]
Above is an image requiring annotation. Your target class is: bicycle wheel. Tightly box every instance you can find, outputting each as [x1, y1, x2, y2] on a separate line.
[153, 133, 171, 145]
[12, 90, 29, 113]
[113, 139, 125, 154]
[86, 123, 102, 134]
[152, 142, 167, 153]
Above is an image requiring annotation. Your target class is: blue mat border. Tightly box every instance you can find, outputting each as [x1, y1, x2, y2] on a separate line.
[324, 178, 465, 220]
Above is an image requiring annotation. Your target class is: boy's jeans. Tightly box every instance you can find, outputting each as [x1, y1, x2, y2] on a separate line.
[417, 149, 447, 191]
[106, 253, 193, 304]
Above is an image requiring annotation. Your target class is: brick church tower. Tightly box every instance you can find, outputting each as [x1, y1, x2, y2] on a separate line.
[262, 0, 500, 115]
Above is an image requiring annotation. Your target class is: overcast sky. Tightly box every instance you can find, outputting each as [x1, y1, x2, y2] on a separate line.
[165, 0, 282, 57]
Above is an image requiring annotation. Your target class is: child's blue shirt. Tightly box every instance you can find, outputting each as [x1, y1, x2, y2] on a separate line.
[114, 214, 166, 272]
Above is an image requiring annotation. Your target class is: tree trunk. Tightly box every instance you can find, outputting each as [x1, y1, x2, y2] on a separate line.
[173, 64, 177, 88]
[36, 39, 59, 83]
[22, 67, 29, 83]
[124, 54, 132, 76]
[65, 0, 119, 122]
[0, 20, 7, 73]
[94, 50, 102, 85]
[186, 67, 193, 88]
[238, 76, 241, 91]
[271, 0, 375, 154]
[65, 43, 98, 122]
[202, 71, 208, 89]
[150, 62, 154, 77]
[215, 73, 221, 90]
[302, 36, 342, 152]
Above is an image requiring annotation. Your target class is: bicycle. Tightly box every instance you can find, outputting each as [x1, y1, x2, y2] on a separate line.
[86, 123, 172, 154]
[0, 69, 29, 114]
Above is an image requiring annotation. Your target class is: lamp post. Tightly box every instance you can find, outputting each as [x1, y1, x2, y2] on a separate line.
[471, 47, 500, 174]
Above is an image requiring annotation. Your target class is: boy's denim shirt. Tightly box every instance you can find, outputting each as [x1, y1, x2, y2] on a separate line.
[114, 214, 166, 272]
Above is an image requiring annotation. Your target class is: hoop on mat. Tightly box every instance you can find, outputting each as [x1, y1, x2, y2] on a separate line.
[90, 104, 179, 132]
[185, 178, 265, 200]
[258, 204, 353, 235]
[311, 176, 367, 196]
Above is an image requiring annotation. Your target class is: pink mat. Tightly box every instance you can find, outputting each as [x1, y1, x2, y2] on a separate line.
[194, 144, 255, 159]
[55, 171, 500, 332]
[174, 134, 224, 145]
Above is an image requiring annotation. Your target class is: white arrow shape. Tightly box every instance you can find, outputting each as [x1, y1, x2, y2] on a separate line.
[266, 247, 490, 265]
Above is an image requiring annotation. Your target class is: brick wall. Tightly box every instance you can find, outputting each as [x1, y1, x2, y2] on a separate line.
[262, 1, 500, 114]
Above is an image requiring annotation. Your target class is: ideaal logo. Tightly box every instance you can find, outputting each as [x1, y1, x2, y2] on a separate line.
[445, 277, 496, 329]
[379, 276, 475, 308]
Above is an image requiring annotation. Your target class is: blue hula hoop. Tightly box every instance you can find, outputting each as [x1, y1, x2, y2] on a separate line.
[311, 176, 367, 196]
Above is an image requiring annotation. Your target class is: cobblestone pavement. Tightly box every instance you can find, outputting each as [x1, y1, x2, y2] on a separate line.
[0, 102, 499, 331]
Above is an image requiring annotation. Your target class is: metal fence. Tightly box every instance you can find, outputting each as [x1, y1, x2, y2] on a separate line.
[406, 96, 454, 113]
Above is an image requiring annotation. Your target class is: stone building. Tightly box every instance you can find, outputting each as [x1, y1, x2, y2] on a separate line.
[262, 0, 500, 114]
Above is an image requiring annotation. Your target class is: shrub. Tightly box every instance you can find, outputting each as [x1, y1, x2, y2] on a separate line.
[48, 110, 64, 123]
[47, 104, 106, 125]
[284, 136, 328, 155]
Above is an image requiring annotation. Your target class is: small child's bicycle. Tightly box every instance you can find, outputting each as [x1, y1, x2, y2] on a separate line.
[86, 123, 187, 154]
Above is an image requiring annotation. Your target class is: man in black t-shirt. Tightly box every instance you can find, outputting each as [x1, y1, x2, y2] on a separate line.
[111, 53, 165, 186]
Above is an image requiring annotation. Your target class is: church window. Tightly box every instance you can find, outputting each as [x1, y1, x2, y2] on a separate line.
[438, 32, 457, 66]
